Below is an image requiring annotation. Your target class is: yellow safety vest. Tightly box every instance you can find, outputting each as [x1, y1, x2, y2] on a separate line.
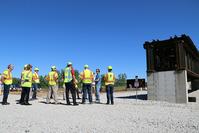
[48, 71, 58, 86]
[2, 69, 13, 85]
[64, 67, 72, 83]
[21, 70, 33, 88]
[33, 72, 40, 83]
[105, 72, 115, 85]
[81, 69, 93, 84]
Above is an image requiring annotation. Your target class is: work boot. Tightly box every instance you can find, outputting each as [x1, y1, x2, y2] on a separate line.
[73, 103, 79, 106]
[67, 103, 72, 105]
[24, 103, 32, 105]
[2, 102, 10, 105]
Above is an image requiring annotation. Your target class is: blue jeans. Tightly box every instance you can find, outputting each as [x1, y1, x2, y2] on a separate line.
[95, 84, 101, 101]
[82, 83, 92, 103]
[106, 85, 114, 104]
[32, 83, 38, 99]
[2, 84, 11, 103]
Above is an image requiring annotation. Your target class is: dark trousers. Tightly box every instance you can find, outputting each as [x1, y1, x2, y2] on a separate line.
[106, 85, 114, 104]
[76, 88, 80, 98]
[2, 84, 11, 103]
[20, 87, 30, 104]
[82, 83, 92, 103]
[65, 82, 77, 104]
[32, 83, 38, 99]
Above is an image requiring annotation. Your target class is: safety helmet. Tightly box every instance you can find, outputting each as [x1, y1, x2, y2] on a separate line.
[34, 68, 39, 71]
[51, 66, 56, 70]
[24, 64, 28, 68]
[84, 64, 89, 68]
[108, 66, 112, 70]
[67, 62, 72, 65]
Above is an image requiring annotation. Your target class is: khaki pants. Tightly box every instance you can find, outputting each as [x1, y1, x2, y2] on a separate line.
[0, 84, 2, 95]
[46, 85, 58, 104]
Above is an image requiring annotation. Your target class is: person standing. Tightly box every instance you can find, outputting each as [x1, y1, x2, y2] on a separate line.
[104, 66, 116, 105]
[20, 64, 33, 105]
[79, 65, 94, 104]
[17, 64, 27, 104]
[32, 68, 40, 100]
[0, 73, 2, 96]
[1, 64, 14, 105]
[63, 62, 78, 106]
[46, 66, 59, 104]
[95, 69, 101, 103]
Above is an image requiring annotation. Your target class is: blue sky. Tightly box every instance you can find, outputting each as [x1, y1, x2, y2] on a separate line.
[0, 0, 199, 79]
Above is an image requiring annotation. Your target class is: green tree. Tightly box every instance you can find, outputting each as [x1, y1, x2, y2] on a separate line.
[12, 77, 21, 87]
[101, 74, 105, 87]
[56, 69, 64, 88]
[115, 73, 127, 87]
[39, 75, 48, 88]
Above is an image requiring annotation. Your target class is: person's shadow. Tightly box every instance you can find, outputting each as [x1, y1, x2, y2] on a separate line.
[116, 94, 147, 100]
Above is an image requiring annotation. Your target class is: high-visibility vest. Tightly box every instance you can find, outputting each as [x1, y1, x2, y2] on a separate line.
[21, 70, 26, 86]
[105, 72, 115, 85]
[48, 71, 58, 86]
[21, 70, 33, 88]
[0, 74, 2, 84]
[2, 69, 13, 85]
[33, 72, 40, 83]
[64, 67, 72, 83]
[81, 69, 93, 84]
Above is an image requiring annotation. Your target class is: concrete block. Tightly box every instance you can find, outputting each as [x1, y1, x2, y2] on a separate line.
[147, 70, 188, 103]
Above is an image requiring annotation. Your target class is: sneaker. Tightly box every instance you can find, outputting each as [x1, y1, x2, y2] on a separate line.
[95, 100, 100, 103]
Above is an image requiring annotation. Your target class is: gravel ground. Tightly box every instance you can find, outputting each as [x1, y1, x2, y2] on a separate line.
[0, 90, 199, 133]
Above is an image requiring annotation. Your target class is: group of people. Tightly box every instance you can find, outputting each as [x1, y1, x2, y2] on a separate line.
[0, 62, 116, 106]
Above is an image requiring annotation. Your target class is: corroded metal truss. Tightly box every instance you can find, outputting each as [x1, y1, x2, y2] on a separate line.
[144, 34, 199, 80]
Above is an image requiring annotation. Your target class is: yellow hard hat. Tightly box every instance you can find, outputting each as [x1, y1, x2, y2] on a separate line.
[84, 64, 89, 68]
[108, 66, 113, 70]
[34, 68, 39, 71]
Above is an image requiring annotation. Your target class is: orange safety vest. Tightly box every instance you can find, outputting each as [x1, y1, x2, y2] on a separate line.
[105, 72, 115, 85]
[2, 69, 13, 85]
[33, 72, 40, 83]
[82, 69, 93, 84]
[47, 71, 58, 86]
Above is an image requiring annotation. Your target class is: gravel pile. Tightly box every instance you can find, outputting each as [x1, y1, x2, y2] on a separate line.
[0, 90, 199, 133]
